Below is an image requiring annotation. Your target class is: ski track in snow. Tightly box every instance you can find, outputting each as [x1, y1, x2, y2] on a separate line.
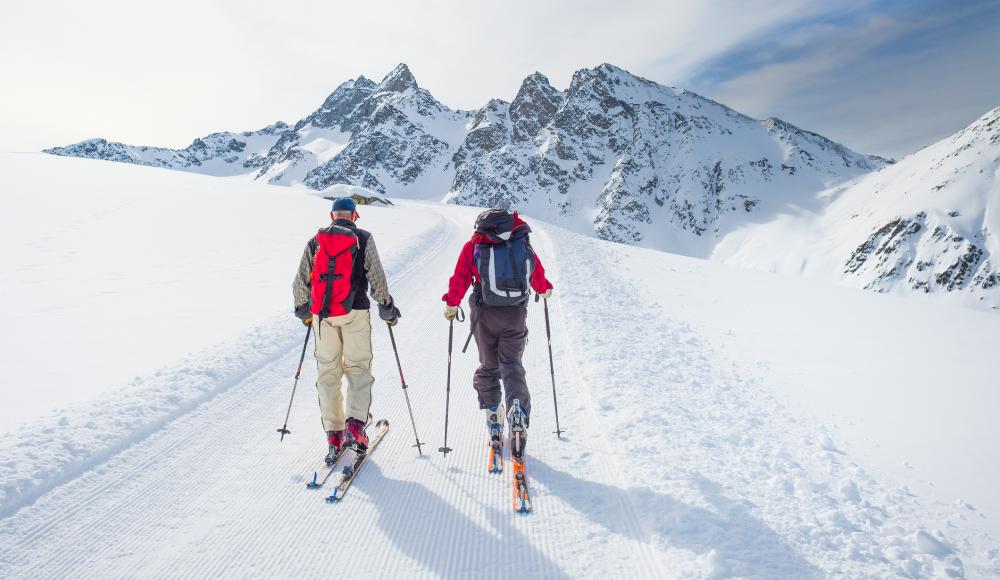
[0, 204, 665, 579]
[1, 202, 997, 579]
[530, 223, 999, 578]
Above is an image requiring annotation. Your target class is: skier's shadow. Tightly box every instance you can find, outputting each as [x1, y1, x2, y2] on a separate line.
[529, 459, 820, 579]
[363, 462, 571, 579]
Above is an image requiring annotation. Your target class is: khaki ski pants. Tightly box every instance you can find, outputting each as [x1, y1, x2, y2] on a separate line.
[314, 309, 374, 432]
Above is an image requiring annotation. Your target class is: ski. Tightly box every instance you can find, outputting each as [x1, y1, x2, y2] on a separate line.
[512, 457, 531, 513]
[304, 448, 348, 489]
[488, 442, 503, 474]
[325, 419, 390, 502]
[305, 415, 373, 489]
[507, 400, 530, 513]
[486, 404, 505, 474]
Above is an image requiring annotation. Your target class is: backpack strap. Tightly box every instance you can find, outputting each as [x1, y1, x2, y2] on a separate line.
[318, 244, 356, 320]
[339, 245, 359, 313]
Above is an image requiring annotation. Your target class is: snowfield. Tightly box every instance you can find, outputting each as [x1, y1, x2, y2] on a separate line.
[1, 154, 998, 578]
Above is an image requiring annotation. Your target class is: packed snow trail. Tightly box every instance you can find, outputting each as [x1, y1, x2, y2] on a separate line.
[0, 202, 666, 578]
[2, 200, 997, 578]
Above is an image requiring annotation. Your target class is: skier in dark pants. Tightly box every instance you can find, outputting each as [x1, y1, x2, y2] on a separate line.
[442, 209, 553, 458]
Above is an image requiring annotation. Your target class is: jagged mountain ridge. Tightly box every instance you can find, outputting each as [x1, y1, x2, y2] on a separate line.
[46, 63, 885, 255]
[714, 107, 1000, 310]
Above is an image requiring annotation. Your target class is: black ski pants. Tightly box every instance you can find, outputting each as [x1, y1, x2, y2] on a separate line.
[471, 306, 530, 420]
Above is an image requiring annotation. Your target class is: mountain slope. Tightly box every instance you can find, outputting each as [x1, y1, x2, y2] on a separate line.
[45, 63, 883, 258]
[449, 64, 885, 254]
[715, 106, 1000, 309]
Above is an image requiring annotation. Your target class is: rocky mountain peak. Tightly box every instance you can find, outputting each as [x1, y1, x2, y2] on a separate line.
[377, 63, 418, 93]
[510, 72, 563, 142]
[305, 76, 377, 132]
[568, 63, 657, 98]
[353, 75, 376, 89]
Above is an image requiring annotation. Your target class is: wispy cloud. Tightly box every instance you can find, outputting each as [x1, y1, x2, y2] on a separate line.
[687, 0, 1000, 157]
[1, 0, 996, 157]
[0, 0, 870, 151]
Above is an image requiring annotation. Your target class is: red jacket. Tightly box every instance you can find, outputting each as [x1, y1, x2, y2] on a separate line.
[442, 213, 553, 307]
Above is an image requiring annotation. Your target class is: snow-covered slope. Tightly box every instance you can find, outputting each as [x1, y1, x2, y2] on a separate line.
[46, 63, 884, 257]
[0, 152, 431, 430]
[715, 106, 1000, 310]
[2, 155, 998, 578]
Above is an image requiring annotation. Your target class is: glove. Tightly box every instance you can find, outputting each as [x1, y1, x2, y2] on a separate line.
[541, 288, 553, 299]
[295, 303, 312, 325]
[378, 298, 401, 326]
[444, 305, 459, 320]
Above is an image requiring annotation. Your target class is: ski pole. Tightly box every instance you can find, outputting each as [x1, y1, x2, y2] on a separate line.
[387, 323, 425, 455]
[538, 294, 564, 438]
[440, 305, 465, 456]
[277, 323, 313, 441]
[461, 316, 479, 354]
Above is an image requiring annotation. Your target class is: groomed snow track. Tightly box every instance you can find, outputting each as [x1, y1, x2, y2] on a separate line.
[2, 201, 996, 579]
[0, 203, 667, 579]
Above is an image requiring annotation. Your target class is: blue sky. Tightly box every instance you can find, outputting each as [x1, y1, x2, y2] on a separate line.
[683, 0, 1000, 157]
[1, 0, 997, 159]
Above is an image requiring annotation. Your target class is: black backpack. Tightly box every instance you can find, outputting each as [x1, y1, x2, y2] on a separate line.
[473, 209, 535, 307]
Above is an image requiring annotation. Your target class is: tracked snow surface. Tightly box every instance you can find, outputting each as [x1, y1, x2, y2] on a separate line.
[1, 154, 998, 578]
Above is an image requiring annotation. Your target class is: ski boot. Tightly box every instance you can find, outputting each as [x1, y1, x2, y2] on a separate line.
[508, 399, 528, 460]
[345, 417, 369, 452]
[485, 405, 504, 473]
[325, 430, 345, 465]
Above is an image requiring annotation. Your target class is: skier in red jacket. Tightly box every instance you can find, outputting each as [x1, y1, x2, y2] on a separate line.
[442, 209, 553, 459]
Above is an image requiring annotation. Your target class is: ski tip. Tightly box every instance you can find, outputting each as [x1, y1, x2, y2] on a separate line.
[375, 419, 390, 429]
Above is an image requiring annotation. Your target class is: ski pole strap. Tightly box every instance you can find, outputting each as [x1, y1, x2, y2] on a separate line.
[461, 314, 478, 354]
[456, 305, 466, 323]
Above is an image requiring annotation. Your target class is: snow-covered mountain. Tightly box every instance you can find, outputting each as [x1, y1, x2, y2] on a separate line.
[715, 106, 1000, 310]
[46, 63, 884, 257]
[447, 65, 887, 253]
[47, 121, 290, 177]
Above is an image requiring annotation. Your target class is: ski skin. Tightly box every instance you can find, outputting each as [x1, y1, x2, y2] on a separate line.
[325, 419, 390, 502]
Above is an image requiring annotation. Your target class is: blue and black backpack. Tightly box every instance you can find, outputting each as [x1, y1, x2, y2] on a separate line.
[473, 209, 535, 307]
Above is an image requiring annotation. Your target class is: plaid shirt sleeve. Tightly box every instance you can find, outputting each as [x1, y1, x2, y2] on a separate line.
[364, 236, 392, 305]
[292, 239, 314, 312]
